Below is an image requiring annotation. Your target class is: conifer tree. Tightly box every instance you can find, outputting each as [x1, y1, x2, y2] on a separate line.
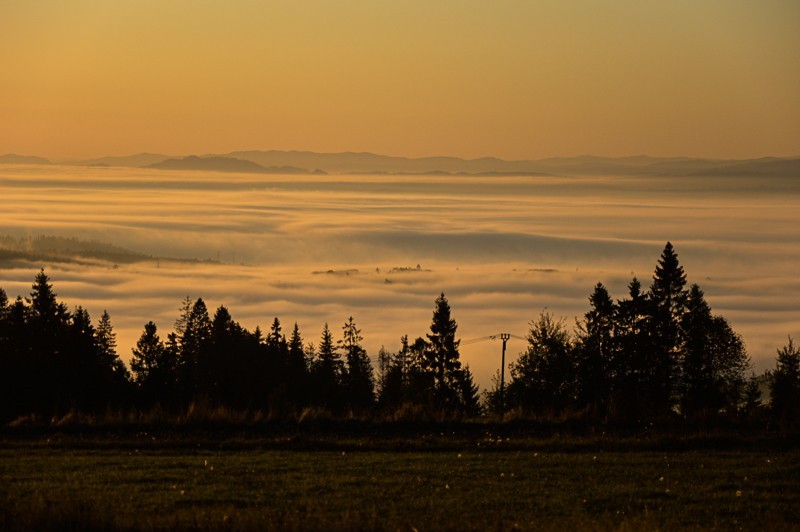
[177, 298, 211, 401]
[63, 306, 98, 410]
[456, 365, 481, 416]
[265, 317, 289, 401]
[681, 285, 750, 418]
[423, 293, 463, 411]
[574, 283, 616, 417]
[310, 323, 342, 410]
[285, 323, 308, 407]
[27, 270, 70, 414]
[770, 337, 800, 424]
[131, 321, 174, 406]
[95, 310, 132, 406]
[648, 242, 688, 415]
[340, 316, 375, 412]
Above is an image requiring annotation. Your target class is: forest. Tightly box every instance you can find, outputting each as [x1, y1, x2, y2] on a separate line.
[0, 242, 798, 427]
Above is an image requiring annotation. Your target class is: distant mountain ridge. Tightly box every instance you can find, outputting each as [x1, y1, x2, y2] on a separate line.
[144, 155, 308, 174]
[3, 150, 799, 177]
[0, 154, 52, 165]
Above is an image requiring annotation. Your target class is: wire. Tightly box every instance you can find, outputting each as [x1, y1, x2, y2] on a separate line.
[460, 335, 495, 345]
[461, 333, 527, 345]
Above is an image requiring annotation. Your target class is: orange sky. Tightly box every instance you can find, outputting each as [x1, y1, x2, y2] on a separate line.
[1, 1, 799, 160]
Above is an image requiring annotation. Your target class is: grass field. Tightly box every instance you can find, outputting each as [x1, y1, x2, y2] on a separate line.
[1, 428, 799, 530]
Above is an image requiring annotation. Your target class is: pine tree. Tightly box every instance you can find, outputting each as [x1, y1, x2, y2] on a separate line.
[95, 311, 132, 407]
[177, 298, 211, 402]
[265, 317, 289, 405]
[204, 305, 237, 404]
[63, 306, 98, 410]
[648, 242, 688, 416]
[310, 323, 342, 410]
[285, 323, 308, 408]
[456, 365, 481, 417]
[130, 321, 172, 406]
[574, 283, 615, 417]
[770, 337, 800, 425]
[340, 316, 375, 412]
[27, 270, 70, 414]
[681, 285, 751, 418]
[423, 293, 463, 411]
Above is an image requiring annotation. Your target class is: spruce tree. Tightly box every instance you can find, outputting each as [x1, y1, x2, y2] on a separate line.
[310, 323, 342, 410]
[648, 242, 688, 416]
[95, 311, 132, 407]
[681, 284, 750, 418]
[27, 270, 69, 414]
[456, 365, 481, 417]
[574, 283, 615, 417]
[340, 316, 375, 412]
[286, 323, 308, 408]
[131, 321, 170, 406]
[423, 293, 463, 411]
[177, 298, 211, 402]
[770, 337, 800, 424]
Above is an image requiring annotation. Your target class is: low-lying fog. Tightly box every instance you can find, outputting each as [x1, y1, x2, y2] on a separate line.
[1, 164, 798, 389]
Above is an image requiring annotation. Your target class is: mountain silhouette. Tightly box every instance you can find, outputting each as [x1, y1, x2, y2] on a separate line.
[3, 150, 798, 177]
[144, 155, 309, 174]
[0, 154, 51, 165]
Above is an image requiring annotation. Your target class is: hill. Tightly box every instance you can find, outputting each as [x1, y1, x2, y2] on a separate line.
[145, 155, 308, 174]
[0, 154, 51, 165]
[73, 153, 172, 168]
[3, 150, 798, 177]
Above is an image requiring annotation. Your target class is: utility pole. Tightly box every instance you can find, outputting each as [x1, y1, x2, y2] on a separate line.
[499, 333, 510, 419]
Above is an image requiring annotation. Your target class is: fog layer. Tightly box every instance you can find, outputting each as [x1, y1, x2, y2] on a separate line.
[1, 165, 797, 388]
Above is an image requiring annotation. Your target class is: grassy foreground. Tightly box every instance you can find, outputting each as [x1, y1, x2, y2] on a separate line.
[1, 429, 799, 530]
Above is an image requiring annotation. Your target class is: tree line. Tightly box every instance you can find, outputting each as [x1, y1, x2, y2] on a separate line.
[492, 242, 777, 422]
[0, 242, 798, 426]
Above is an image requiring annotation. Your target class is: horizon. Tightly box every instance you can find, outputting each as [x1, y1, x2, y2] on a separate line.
[4, 148, 800, 165]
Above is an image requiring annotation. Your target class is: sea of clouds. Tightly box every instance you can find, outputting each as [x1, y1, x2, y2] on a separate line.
[1, 164, 798, 389]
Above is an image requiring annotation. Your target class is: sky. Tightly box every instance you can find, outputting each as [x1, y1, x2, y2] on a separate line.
[1, 0, 799, 160]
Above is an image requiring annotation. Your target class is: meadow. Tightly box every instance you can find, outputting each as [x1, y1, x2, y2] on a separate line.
[1, 427, 799, 530]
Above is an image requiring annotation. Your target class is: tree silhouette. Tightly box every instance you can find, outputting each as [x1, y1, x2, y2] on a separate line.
[770, 337, 800, 425]
[95, 310, 132, 407]
[131, 321, 176, 407]
[574, 283, 615, 418]
[508, 311, 575, 417]
[611, 277, 653, 419]
[340, 316, 375, 413]
[423, 293, 463, 411]
[648, 242, 688, 416]
[309, 323, 343, 410]
[284, 323, 308, 409]
[680, 284, 751, 418]
[176, 298, 211, 403]
[456, 364, 481, 416]
[27, 270, 71, 415]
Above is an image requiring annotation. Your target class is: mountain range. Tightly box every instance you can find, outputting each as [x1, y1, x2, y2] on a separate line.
[1, 151, 798, 177]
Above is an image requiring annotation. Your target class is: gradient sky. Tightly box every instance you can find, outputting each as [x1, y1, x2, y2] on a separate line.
[2, 0, 799, 160]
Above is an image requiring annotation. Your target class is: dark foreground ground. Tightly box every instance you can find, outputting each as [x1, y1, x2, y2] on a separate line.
[1, 423, 798, 530]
